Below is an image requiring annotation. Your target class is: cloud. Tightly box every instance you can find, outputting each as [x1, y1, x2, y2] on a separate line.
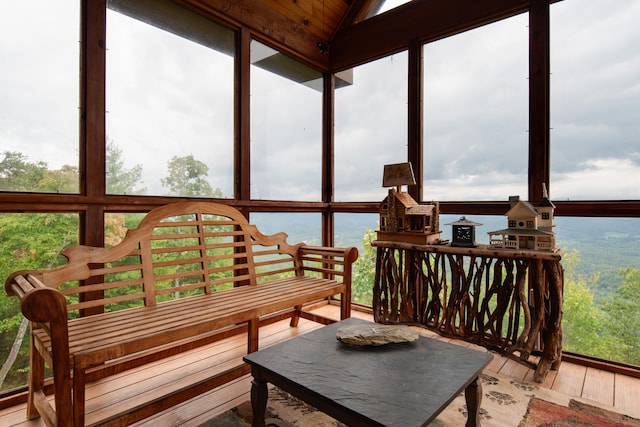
[423, 13, 529, 199]
[552, 157, 640, 200]
[426, 169, 527, 201]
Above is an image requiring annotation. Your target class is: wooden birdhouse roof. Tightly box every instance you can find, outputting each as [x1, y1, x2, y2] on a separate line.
[446, 216, 483, 227]
[393, 191, 419, 208]
[538, 196, 555, 208]
[506, 200, 539, 218]
[382, 190, 434, 216]
[406, 204, 435, 216]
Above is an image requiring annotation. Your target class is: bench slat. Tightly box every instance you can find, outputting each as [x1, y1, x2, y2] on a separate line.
[34, 277, 344, 364]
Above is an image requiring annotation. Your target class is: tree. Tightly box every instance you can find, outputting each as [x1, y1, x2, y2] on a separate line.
[106, 141, 147, 195]
[38, 164, 79, 193]
[161, 155, 221, 197]
[0, 151, 47, 191]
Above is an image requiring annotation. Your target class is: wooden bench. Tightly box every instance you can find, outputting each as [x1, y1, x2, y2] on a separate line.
[4, 201, 358, 427]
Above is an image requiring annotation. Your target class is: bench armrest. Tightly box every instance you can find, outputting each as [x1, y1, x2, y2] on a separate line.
[7, 274, 68, 323]
[297, 245, 358, 280]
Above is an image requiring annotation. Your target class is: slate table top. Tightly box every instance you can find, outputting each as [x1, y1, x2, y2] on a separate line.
[244, 317, 493, 427]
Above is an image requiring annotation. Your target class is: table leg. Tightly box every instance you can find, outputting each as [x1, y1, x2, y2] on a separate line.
[464, 376, 483, 427]
[251, 376, 268, 427]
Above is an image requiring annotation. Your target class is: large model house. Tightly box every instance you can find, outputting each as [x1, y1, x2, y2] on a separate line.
[488, 188, 557, 252]
[377, 162, 441, 244]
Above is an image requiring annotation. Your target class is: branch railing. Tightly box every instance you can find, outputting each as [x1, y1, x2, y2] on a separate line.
[372, 240, 564, 382]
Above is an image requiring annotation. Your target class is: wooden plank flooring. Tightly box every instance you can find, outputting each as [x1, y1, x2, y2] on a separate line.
[1, 304, 639, 426]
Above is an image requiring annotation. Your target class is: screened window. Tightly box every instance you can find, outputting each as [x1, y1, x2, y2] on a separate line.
[554, 217, 640, 365]
[250, 212, 321, 246]
[250, 40, 322, 201]
[423, 14, 528, 201]
[106, 0, 235, 197]
[0, 1, 80, 193]
[334, 213, 379, 305]
[550, 0, 640, 200]
[334, 53, 408, 202]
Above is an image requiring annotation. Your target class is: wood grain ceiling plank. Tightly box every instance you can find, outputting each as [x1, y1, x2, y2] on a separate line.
[178, 0, 330, 69]
[268, 0, 328, 39]
[266, 0, 346, 41]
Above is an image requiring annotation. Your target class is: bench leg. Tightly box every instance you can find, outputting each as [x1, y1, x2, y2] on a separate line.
[341, 294, 351, 320]
[27, 334, 44, 420]
[73, 368, 86, 427]
[290, 305, 302, 327]
[248, 319, 259, 353]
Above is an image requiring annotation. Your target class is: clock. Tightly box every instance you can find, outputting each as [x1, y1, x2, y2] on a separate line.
[448, 216, 482, 247]
[455, 226, 472, 242]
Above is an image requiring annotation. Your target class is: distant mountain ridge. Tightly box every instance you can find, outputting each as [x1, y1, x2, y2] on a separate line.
[251, 212, 640, 301]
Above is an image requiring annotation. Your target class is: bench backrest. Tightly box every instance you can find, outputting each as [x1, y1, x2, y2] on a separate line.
[8, 202, 304, 316]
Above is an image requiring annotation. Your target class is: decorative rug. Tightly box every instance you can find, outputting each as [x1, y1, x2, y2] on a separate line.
[201, 373, 640, 427]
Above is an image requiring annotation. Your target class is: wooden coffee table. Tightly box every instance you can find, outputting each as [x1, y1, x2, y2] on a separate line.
[243, 318, 493, 427]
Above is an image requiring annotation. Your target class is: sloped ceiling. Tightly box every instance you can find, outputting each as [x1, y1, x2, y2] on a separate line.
[178, 0, 532, 71]
[253, 0, 353, 43]
[235, 0, 387, 43]
[178, 0, 385, 69]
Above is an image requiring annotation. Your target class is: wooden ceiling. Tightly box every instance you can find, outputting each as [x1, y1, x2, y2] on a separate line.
[258, 0, 355, 43]
[218, 0, 387, 42]
[179, 0, 384, 68]
[179, 0, 533, 71]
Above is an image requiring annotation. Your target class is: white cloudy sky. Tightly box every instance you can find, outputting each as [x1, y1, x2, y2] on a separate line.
[1, 0, 639, 202]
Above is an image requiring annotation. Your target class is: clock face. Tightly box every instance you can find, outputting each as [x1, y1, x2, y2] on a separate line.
[455, 226, 472, 241]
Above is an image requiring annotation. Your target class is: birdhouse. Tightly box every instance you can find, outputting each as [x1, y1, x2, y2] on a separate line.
[377, 162, 442, 245]
[447, 216, 482, 247]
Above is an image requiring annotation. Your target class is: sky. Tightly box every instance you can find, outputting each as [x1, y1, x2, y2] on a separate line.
[1, 0, 639, 202]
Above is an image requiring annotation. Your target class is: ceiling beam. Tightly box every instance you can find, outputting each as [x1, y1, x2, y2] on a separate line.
[330, 0, 531, 71]
[334, 0, 382, 35]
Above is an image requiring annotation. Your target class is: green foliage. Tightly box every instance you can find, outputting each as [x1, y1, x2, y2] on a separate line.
[602, 268, 640, 364]
[562, 269, 611, 358]
[0, 213, 78, 275]
[0, 151, 48, 191]
[560, 249, 639, 363]
[38, 165, 80, 193]
[352, 229, 377, 305]
[0, 212, 78, 390]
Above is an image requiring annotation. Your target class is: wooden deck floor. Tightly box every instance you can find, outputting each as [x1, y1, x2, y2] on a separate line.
[1, 304, 639, 426]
